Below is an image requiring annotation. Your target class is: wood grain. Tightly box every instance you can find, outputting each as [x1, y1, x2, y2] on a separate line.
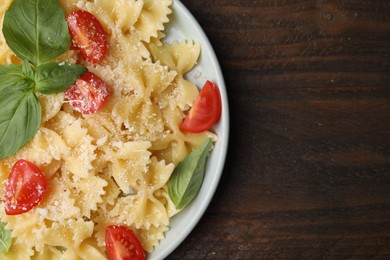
[167, 0, 390, 259]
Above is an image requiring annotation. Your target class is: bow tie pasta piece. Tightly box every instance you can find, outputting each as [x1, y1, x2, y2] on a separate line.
[112, 96, 165, 142]
[106, 31, 150, 67]
[133, 59, 178, 97]
[149, 41, 202, 110]
[149, 41, 201, 75]
[133, 0, 172, 43]
[109, 141, 152, 195]
[83, 0, 143, 32]
[109, 157, 174, 229]
[59, 119, 97, 179]
[62, 173, 108, 218]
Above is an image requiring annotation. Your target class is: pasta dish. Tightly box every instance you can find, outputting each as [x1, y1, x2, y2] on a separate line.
[0, 0, 220, 258]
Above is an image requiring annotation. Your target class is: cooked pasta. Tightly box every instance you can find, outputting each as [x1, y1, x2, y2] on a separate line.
[0, 0, 217, 259]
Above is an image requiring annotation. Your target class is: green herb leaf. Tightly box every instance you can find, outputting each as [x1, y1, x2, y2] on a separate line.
[0, 64, 26, 90]
[168, 138, 212, 209]
[0, 80, 41, 160]
[0, 221, 12, 254]
[35, 62, 87, 94]
[22, 61, 35, 80]
[2, 0, 70, 66]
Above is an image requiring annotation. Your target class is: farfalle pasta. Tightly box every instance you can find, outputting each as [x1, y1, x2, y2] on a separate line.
[0, 0, 217, 259]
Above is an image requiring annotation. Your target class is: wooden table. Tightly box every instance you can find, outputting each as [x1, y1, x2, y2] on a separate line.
[168, 0, 390, 259]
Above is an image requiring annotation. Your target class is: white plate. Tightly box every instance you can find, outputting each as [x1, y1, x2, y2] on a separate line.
[149, 0, 229, 259]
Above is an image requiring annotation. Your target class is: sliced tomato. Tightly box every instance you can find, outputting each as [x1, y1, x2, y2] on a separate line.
[66, 10, 107, 63]
[65, 72, 110, 114]
[180, 80, 222, 133]
[4, 160, 46, 215]
[105, 225, 145, 260]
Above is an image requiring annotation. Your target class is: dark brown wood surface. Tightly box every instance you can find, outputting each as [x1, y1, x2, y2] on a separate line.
[168, 0, 390, 259]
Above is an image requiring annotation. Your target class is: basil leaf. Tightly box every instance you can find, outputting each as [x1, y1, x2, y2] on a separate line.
[0, 221, 12, 254]
[0, 64, 26, 90]
[2, 0, 70, 66]
[35, 62, 87, 94]
[168, 138, 212, 209]
[22, 61, 35, 80]
[0, 82, 41, 160]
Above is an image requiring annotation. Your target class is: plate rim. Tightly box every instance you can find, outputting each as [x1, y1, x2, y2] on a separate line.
[149, 0, 230, 259]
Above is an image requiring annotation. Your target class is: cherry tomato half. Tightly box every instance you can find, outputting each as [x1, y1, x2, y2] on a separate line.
[66, 10, 107, 63]
[4, 160, 46, 215]
[105, 225, 145, 260]
[65, 72, 110, 114]
[180, 80, 222, 133]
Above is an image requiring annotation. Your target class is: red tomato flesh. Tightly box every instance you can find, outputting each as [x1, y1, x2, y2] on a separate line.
[4, 160, 46, 215]
[180, 80, 222, 133]
[66, 10, 107, 63]
[105, 225, 145, 260]
[65, 72, 110, 114]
